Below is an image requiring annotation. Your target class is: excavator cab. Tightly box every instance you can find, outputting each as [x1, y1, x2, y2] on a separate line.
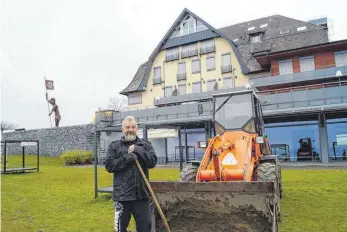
[150, 89, 282, 232]
[213, 90, 263, 135]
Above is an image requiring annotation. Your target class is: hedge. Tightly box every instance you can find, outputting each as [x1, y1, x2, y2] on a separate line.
[61, 150, 93, 166]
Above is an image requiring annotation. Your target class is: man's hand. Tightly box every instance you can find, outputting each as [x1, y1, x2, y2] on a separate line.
[128, 145, 135, 154]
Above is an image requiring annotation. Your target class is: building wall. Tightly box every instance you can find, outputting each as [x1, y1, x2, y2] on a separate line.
[2, 125, 94, 156]
[127, 37, 249, 109]
[271, 51, 339, 75]
[314, 52, 336, 69]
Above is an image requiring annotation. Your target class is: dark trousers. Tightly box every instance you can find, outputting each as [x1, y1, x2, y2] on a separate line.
[114, 199, 152, 232]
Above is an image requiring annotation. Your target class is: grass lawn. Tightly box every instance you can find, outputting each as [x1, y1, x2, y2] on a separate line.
[1, 155, 347, 232]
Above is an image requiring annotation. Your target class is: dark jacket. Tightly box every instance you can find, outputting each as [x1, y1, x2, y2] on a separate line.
[105, 136, 158, 202]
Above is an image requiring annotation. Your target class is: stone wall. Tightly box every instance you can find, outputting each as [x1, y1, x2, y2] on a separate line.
[2, 124, 95, 157]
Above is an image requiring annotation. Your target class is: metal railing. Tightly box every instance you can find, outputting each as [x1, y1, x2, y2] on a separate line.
[221, 64, 232, 74]
[177, 73, 186, 81]
[200, 45, 215, 54]
[250, 64, 347, 87]
[258, 80, 347, 110]
[153, 78, 162, 85]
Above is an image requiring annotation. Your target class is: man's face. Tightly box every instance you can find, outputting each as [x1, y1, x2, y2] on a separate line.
[122, 120, 137, 141]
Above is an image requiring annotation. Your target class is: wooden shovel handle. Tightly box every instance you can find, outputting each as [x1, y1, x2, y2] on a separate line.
[133, 154, 171, 232]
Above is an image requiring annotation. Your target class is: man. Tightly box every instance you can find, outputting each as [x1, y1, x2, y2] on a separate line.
[105, 116, 158, 232]
[46, 93, 61, 127]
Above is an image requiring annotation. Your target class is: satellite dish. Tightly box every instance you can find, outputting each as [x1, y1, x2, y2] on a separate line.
[155, 96, 160, 101]
[336, 71, 342, 77]
[245, 83, 251, 89]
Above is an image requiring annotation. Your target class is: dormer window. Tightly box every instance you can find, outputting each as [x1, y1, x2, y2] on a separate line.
[297, 26, 307, 31]
[250, 34, 261, 43]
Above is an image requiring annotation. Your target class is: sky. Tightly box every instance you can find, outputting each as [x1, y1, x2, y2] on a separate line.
[1, 0, 347, 130]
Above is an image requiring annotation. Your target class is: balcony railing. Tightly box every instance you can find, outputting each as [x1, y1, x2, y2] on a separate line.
[258, 80, 347, 113]
[166, 53, 179, 62]
[181, 49, 198, 58]
[153, 78, 162, 85]
[177, 73, 186, 81]
[221, 64, 232, 74]
[249, 65, 347, 88]
[200, 45, 215, 54]
[95, 84, 347, 128]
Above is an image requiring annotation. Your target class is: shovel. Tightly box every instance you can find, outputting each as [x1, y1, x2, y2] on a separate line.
[132, 154, 171, 232]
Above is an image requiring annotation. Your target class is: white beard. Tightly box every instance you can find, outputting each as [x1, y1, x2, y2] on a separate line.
[124, 133, 136, 141]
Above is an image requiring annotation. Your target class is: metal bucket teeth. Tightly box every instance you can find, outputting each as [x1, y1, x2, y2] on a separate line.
[149, 181, 279, 232]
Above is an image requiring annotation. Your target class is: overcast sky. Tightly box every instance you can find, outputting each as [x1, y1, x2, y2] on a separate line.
[1, 0, 347, 130]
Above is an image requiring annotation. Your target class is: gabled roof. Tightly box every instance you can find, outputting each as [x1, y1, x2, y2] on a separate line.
[120, 10, 329, 95]
[120, 8, 248, 95]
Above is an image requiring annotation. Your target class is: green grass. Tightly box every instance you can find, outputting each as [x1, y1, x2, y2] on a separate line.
[1, 155, 347, 232]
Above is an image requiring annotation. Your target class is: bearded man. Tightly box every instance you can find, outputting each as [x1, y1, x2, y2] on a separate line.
[105, 116, 158, 232]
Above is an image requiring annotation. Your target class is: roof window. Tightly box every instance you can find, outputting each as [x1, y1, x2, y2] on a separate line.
[260, 23, 268, 28]
[280, 28, 290, 34]
[248, 26, 255, 31]
[297, 26, 307, 31]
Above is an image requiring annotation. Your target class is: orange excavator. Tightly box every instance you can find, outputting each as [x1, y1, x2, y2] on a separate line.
[150, 89, 283, 232]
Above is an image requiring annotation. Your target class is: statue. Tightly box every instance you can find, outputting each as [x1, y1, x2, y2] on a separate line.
[46, 93, 61, 127]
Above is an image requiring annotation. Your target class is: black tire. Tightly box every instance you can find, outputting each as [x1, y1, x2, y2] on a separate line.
[180, 164, 198, 182]
[256, 162, 283, 199]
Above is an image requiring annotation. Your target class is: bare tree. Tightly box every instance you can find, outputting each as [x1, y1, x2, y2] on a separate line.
[1, 121, 18, 136]
[107, 95, 128, 111]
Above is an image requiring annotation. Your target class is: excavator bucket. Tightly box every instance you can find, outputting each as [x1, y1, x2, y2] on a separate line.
[149, 181, 280, 232]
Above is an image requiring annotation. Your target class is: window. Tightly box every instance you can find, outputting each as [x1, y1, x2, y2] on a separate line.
[128, 94, 142, 105]
[197, 20, 208, 32]
[280, 28, 290, 34]
[192, 59, 200, 74]
[177, 62, 186, 80]
[200, 39, 215, 54]
[166, 47, 179, 61]
[260, 23, 268, 28]
[192, 82, 201, 93]
[207, 80, 216, 91]
[250, 35, 261, 43]
[300, 56, 315, 72]
[297, 26, 307, 31]
[170, 15, 208, 39]
[279, 60, 293, 75]
[182, 44, 198, 58]
[153, 67, 161, 84]
[206, 56, 215, 71]
[221, 54, 232, 73]
[335, 51, 347, 67]
[223, 77, 233, 89]
[164, 86, 172, 97]
[178, 84, 186, 95]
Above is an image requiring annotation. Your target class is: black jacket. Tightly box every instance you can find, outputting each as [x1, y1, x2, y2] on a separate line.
[105, 136, 158, 202]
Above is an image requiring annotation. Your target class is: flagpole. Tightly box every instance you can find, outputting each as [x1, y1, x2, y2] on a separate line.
[44, 76, 53, 128]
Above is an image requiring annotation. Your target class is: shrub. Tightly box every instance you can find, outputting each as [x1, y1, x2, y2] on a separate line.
[60, 150, 93, 166]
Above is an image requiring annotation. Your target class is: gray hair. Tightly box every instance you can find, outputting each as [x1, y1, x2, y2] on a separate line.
[122, 116, 137, 127]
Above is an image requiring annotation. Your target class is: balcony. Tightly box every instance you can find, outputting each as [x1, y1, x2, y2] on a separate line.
[258, 81, 347, 116]
[200, 45, 215, 54]
[96, 84, 347, 128]
[153, 87, 248, 106]
[95, 101, 214, 128]
[166, 53, 179, 62]
[221, 64, 232, 74]
[181, 49, 198, 58]
[249, 65, 347, 90]
[177, 73, 186, 81]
